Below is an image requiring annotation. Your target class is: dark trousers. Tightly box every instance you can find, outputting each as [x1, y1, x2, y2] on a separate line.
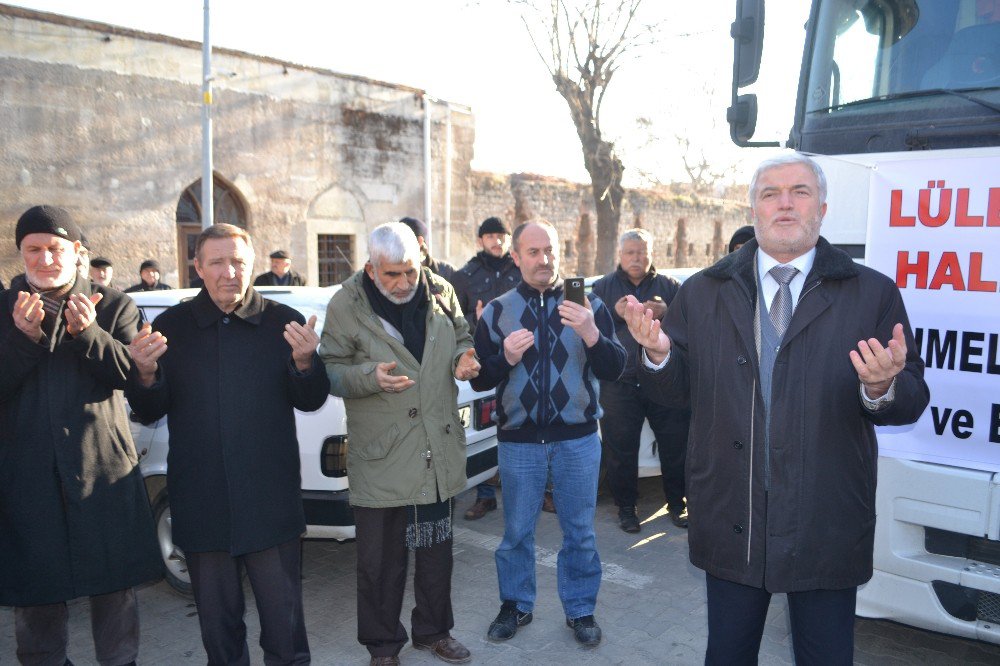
[186, 538, 309, 666]
[15, 587, 139, 666]
[354, 505, 454, 658]
[705, 573, 857, 665]
[599, 379, 689, 509]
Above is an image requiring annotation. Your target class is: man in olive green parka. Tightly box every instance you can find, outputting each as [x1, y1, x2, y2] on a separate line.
[320, 222, 479, 666]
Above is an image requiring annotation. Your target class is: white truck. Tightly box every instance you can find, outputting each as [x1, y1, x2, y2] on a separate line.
[729, 0, 1000, 644]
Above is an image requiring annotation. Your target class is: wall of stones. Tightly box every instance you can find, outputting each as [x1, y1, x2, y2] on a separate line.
[469, 172, 750, 276]
[0, 5, 474, 287]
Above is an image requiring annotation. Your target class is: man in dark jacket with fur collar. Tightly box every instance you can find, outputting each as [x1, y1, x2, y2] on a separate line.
[626, 154, 929, 665]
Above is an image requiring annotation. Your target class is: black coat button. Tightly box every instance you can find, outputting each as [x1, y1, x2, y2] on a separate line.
[445, 424, 451, 434]
[409, 408, 418, 418]
[733, 524, 743, 534]
[737, 355, 747, 365]
[733, 440, 743, 450]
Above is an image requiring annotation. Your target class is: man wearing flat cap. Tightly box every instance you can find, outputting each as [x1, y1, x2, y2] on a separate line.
[399, 216, 457, 284]
[90, 256, 115, 288]
[254, 249, 306, 286]
[1, 205, 161, 665]
[124, 258, 173, 292]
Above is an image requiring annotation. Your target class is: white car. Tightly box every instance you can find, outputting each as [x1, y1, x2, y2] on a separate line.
[127, 286, 499, 594]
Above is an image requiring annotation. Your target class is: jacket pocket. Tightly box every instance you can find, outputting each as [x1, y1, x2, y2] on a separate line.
[350, 421, 401, 461]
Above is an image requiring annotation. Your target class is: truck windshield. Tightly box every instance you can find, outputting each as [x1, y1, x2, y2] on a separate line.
[806, 0, 999, 112]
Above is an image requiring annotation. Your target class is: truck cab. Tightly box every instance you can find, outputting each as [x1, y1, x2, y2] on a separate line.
[729, 0, 1000, 644]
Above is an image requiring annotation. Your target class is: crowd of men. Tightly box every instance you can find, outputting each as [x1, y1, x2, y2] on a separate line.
[0, 153, 929, 666]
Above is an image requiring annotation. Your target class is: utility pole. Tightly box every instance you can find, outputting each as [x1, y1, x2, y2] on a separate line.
[201, 0, 213, 230]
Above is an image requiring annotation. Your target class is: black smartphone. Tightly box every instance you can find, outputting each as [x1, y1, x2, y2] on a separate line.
[564, 276, 586, 306]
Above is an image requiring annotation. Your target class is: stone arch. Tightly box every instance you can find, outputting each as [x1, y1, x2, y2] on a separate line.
[306, 184, 366, 286]
[175, 173, 251, 287]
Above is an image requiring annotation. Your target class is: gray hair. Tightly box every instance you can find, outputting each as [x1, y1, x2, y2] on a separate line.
[618, 228, 653, 250]
[368, 222, 421, 266]
[748, 153, 827, 206]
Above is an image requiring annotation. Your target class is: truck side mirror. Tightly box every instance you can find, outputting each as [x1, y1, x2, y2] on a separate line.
[727, 94, 759, 145]
[732, 0, 765, 87]
[729, 0, 779, 147]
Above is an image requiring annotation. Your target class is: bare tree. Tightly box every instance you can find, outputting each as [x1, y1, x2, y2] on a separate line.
[513, 0, 656, 274]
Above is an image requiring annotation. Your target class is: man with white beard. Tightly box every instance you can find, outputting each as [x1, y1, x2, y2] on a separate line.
[319, 222, 480, 666]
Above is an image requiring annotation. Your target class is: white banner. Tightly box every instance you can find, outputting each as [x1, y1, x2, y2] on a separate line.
[865, 154, 1000, 472]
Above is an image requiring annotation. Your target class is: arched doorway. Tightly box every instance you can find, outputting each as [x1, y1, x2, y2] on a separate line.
[175, 174, 250, 287]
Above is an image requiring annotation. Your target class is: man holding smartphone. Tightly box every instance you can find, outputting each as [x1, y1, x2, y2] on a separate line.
[470, 220, 625, 648]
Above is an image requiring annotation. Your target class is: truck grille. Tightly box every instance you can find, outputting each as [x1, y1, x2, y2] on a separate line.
[979, 592, 1000, 625]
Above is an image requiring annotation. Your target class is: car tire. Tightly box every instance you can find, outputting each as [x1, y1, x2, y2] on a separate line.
[152, 491, 193, 597]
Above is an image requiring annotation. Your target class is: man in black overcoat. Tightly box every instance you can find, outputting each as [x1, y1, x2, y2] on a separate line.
[126, 224, 329, 665]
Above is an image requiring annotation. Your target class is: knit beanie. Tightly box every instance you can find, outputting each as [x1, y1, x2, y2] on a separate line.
[15, 205, 82, 249]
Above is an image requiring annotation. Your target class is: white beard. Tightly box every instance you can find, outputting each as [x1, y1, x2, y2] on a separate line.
[374, 273, 416, 305]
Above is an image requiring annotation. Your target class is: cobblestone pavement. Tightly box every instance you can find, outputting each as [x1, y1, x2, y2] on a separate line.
[4, 477, 1000, 665]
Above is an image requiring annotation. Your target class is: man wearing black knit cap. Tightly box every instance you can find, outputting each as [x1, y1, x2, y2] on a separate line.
[728, 225, 755, 254]
[451, 216, 522, 520]
[1, 205, 161, 666]
[399, 216, 457, 284]
[124, 258, 173, 292]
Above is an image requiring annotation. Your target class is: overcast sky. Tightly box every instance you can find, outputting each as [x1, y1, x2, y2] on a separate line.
[8, 0, 803, 186]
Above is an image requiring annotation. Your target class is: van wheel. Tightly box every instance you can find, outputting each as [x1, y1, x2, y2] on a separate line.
[152, 492, 193, 597]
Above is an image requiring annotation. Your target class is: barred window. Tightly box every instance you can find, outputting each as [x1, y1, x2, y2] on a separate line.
[317, 234, 353, 286]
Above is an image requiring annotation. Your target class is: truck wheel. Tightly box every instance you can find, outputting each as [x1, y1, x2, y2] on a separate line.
[152, 491, 193, 597]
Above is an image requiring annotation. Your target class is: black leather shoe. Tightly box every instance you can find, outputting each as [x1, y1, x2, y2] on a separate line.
[487, 600, 532, 641]
[618, 506, 640, 533]
[413, 635, 471, 664]
[668, 506, 689, 528]
[566, 614, 602, 646]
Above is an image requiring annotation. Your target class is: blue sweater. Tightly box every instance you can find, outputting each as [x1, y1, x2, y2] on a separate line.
[471, 280, 625, 443]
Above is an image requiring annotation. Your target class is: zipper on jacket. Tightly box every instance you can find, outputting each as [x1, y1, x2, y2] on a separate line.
[424, 449, 432, 469]
[538, 292, 548, 443]
[747, 381, 756, 566]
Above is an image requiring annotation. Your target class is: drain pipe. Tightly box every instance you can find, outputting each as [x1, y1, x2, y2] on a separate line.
[444, 104, 452, 260]
[422, 93, 433, 254]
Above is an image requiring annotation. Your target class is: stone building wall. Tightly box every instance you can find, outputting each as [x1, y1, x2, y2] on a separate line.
[470, 172, 750, 276]
[0, 5, 474, 287]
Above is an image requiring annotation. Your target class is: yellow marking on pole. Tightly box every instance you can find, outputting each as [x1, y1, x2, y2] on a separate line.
[203, 91, 212, 104]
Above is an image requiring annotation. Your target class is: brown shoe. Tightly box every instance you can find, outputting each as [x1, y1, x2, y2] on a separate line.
[369, 657, 400, 666]
[413, 635, 471, 664]
[464, 497, 497, 520]
[542, 491, 557, 514]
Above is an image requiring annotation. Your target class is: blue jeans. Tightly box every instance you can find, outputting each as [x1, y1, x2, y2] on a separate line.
[496, 433, 602, 619]
[476, 481, 496, 500]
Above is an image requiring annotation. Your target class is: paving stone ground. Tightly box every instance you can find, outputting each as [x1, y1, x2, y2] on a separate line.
[4, 477, 1000, 665]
